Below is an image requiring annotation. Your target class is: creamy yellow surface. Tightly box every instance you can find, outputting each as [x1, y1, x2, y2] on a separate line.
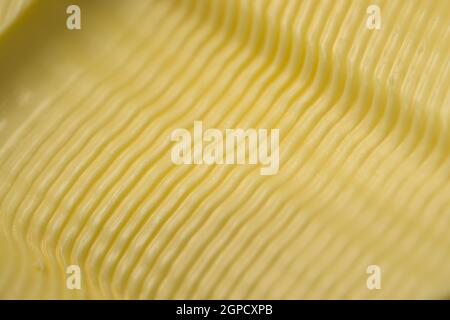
[0, 0, 449, 299]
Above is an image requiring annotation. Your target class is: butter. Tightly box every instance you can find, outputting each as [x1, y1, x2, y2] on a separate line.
[0, 0, 449, 299]
[170, 121, 280, 175]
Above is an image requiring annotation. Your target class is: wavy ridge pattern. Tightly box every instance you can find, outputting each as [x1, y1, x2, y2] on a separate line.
[0, 0, 449, 299]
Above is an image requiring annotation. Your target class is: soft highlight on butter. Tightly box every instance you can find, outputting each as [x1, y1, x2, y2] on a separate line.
[170, 121, 280, 175]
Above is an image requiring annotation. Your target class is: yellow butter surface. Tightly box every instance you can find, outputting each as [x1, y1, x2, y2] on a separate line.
[0, 0, 449, 299]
